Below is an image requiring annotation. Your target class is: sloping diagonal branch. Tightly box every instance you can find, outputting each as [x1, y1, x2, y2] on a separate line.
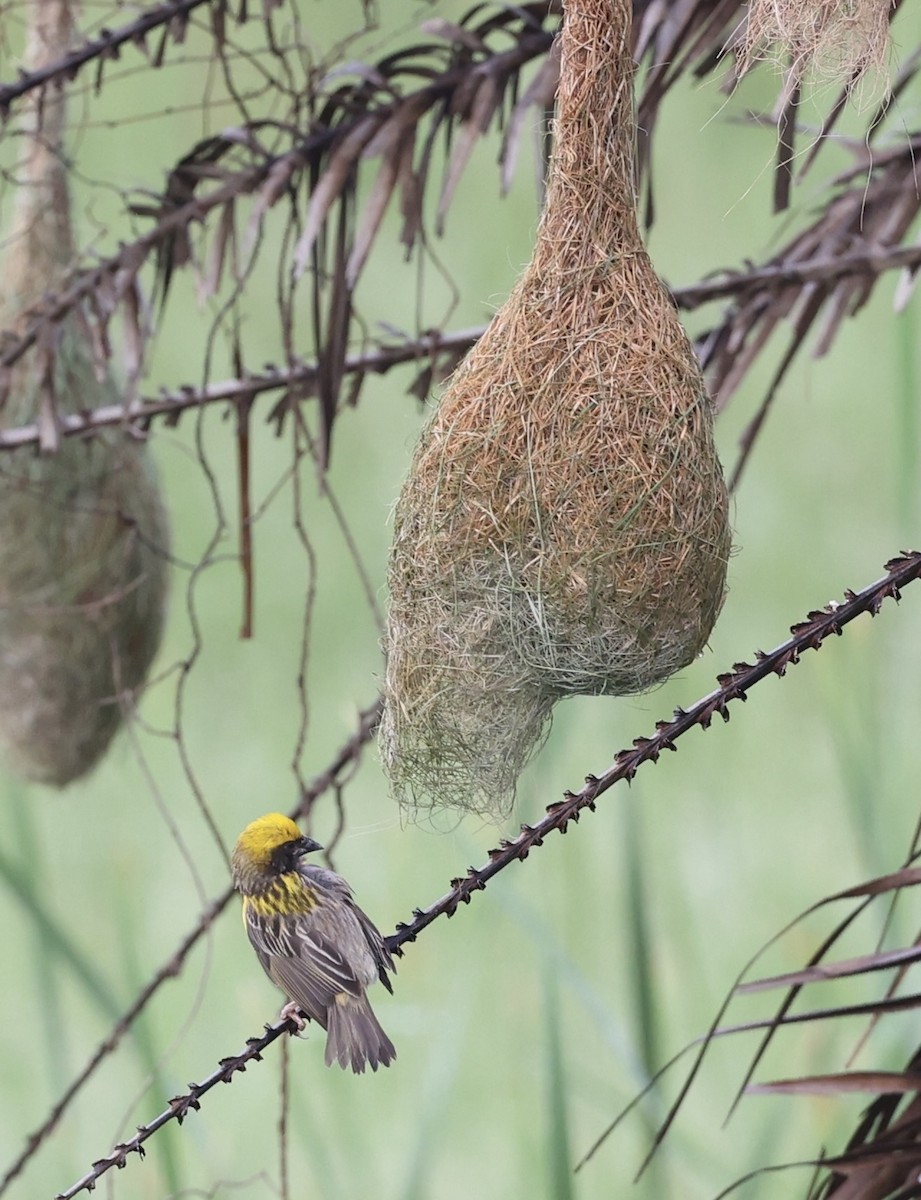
[0, 0, 209, 119]
[52, 549, 921, 1200]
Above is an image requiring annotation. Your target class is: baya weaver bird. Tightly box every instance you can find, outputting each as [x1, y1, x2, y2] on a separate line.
[231, 813, 396, 1073]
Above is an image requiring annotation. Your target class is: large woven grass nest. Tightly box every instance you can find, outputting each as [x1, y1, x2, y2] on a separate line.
[382, 0, 731, 820]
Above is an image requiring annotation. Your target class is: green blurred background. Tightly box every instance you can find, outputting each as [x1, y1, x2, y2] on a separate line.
[0, 2, 919, 1198]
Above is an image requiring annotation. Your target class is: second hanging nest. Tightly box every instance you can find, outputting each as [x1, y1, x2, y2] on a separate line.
[0, 0, 169, 787]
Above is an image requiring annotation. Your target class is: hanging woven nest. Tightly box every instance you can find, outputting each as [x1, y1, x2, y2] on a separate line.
[382, 0, 731, 819]
[0, 0, 169, 787]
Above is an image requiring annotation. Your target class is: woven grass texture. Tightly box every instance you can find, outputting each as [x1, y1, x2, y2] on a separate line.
[741, 0, 892, 85]
[382, 0, 731, 819]
[0, 0, 169, 786]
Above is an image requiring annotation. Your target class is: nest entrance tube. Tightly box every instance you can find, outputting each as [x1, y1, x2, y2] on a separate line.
[0, 0, 170, 787]
[382, 0, 731, 820]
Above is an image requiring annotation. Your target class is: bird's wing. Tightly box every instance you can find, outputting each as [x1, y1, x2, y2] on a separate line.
[299, 864, 396, 993]
[351, 903, 396, 993]
[245, 905, 367, 1025]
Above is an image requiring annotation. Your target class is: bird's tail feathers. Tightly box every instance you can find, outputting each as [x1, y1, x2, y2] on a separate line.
[325, 993, 396, 1074]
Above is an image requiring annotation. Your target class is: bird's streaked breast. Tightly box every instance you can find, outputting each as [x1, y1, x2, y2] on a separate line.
[243, 873, 321, 919]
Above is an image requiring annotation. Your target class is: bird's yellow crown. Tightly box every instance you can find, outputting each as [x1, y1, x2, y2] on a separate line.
[233, 812, 302, 870]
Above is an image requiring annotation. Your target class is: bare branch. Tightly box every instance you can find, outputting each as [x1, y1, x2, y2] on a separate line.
[53, 1024, 288, 1200]
[387, 552, 921, 949]
[678, 243, 921, 311]
[0, 1, 209, 120]
[0, 329, 479, 449]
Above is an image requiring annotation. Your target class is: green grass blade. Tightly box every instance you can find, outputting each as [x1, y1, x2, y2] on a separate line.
[0, 834, 120, 1023]
[543, 967, 574, 1200]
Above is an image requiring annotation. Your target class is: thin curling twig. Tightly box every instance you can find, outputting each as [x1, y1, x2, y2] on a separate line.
[53, 551, 921, 1200]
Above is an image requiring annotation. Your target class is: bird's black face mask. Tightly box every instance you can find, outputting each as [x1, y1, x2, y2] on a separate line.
[272, 835, 322, 874]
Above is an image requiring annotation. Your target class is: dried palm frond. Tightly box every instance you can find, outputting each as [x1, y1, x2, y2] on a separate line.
[685, 129, 921, 485]
[0, 0, 909, 465]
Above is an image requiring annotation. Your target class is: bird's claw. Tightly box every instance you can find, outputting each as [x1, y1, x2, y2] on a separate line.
[280, 1000, 308, 1034]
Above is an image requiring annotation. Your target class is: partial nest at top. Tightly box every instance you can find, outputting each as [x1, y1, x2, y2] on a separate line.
[740, 0, 894, 89]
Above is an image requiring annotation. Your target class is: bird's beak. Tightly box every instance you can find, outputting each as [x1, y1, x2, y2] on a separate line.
[296, 835, 323, 856]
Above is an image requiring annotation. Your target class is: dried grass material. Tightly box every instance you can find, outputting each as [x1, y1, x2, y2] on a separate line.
[382, 0, 731, 818]
[739, 0, 893, 87]
[0, 0, 169, 787]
